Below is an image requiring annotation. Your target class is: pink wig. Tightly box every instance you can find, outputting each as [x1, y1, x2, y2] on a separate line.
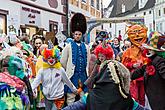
[94, 44, 114, 60]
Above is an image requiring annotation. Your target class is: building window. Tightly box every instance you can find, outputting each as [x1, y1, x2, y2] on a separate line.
[49, 20, 58, 35]
[144, 12, 146, 15]
[122, 4, 125, 13]
[82, 0, 87, 3]
[96, 0, 100, 10]
[159, 10, 161, 16]
[149, 10, 152, 14]
[164, 8, 165, 14]
[109, 23, 112, 28]
[91, 0, 94, 7]
[0, 14, 6, 34]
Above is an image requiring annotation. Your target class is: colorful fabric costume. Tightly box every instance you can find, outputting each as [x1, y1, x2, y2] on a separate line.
[131, 32, 165, 110]
[122, 24, 149, 105]
[0, 55, 34, 109]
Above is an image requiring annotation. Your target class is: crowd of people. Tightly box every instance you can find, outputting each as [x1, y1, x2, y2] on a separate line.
[0, 12, 165, 110]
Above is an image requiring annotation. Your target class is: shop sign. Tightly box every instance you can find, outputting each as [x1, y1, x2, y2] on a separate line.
[21, 6, 41, 26]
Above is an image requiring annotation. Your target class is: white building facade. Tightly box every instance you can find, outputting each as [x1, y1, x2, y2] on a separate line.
[0, 0, 66, 38]
[155, 0, 165, 33]
[103, 0, 156, 40]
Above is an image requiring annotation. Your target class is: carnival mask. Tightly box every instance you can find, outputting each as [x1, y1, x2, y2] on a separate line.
[127, 24, 148, 47]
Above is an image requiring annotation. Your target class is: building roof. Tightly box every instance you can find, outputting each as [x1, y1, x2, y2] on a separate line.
[105, 0, 155, 17]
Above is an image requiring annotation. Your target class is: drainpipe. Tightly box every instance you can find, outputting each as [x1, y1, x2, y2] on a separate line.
[101, 0, 103, 29]
[66, 0, 69, 36]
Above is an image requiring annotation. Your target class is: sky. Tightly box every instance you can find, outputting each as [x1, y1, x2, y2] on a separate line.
[102, 0, 112, 8]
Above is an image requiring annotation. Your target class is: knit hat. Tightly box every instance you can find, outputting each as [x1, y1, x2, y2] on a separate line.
[143, 31, 165, 51]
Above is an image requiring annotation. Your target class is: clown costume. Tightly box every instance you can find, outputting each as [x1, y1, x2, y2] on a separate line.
[31, 46, 78, 110]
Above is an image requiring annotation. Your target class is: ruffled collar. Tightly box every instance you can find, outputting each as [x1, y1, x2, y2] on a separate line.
[42, 61, 62, 69]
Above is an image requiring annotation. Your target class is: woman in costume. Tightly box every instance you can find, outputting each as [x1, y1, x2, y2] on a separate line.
[86, 43, 133, 110]
[31, 43, 78, 110]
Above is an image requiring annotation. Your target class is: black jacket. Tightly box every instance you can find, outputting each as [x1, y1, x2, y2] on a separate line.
[131, 55, 165, 110]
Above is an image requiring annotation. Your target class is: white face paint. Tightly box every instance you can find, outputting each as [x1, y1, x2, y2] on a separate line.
[47, 57, 56, 66]
[146, 49, 155, 57]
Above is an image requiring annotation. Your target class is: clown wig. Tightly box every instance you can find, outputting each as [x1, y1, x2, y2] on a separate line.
[41, 46, 61, 61]
[94, 44, 114, 60]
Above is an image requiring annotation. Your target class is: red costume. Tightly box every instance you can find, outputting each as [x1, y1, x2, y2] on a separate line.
[122, 24, 149, 106]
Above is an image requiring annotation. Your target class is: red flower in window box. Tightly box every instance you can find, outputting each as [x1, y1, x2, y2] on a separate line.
[146, 65, 155, 76]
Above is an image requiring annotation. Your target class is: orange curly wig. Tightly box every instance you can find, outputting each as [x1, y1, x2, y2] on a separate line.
[94, 44, 114, 60]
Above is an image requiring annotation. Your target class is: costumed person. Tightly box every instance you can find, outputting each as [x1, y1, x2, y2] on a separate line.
[60, 13, 90, 105]
[31, 41, 78, 110]
[131, 32, 165, 110]
[122, 24, 149, 106]
[0, 54, 34, 109]
[86, 43, 133, 110]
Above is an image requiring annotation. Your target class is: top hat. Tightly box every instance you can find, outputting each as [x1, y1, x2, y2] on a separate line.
[70, 13, 87, 35]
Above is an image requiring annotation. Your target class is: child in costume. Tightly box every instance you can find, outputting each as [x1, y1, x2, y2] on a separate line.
[31, 44, 78, 110]
[122, 24, 149, 106]
[131, 32, 165, 110]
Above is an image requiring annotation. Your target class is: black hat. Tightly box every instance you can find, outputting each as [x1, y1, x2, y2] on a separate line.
[70, 13, 87, 35]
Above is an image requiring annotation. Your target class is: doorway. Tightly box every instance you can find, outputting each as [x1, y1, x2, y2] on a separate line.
[26, 26, 37, 40]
